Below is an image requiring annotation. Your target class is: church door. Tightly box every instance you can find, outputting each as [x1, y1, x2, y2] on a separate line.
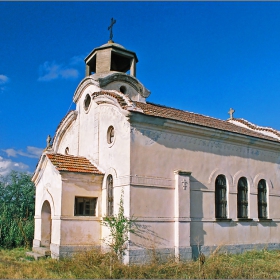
[41, 200, 52, 247]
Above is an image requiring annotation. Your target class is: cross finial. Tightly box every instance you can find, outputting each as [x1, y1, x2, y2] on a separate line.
[182, 179, 188, 190]
[228, 108, 235, 120]
[108, 18, 116, 42]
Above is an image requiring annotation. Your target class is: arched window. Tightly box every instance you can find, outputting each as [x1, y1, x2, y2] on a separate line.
[237, 177, 248, 218]
[107, 175, 114, 216]
[215, 175, 227, 218]
[258, 179, 267, 219]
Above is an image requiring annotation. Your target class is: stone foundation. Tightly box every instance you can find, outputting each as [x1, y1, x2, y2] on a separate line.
[33, 242, 280, 263]
[191, 243, 280, 259]
[49, 243, 101, 259]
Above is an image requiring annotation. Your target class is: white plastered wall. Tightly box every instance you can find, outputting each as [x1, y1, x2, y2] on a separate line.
[129, 116, 280, 254]
[33, 159, 62, 247]
[59, 172, 103, 246]
[97, 103, 131, 248]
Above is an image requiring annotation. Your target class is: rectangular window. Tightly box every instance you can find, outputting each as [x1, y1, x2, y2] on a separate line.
[74, 197, 97, 216]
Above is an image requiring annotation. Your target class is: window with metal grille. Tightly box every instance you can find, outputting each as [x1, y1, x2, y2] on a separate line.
[107, 175, 114, 216]
[75, 197, 97, 216]
[258, 179, 267, 219]
[215, 175, 227, 218]
[237, 177, 248, 218]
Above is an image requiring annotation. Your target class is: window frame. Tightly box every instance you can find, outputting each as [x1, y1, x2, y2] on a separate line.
[237, 177, 248, 219]
[215, 174, 227, 219]
[107, 175, 114, 216]
[74, 197, 97, 216]
[258, 179, 267, 219]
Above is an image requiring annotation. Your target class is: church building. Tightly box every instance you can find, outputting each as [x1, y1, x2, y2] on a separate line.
[31, 32, 280, 263]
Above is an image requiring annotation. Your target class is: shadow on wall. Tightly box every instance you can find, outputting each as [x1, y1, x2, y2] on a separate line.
[130, 222, 168, 249]
[130, 114, 276, 164]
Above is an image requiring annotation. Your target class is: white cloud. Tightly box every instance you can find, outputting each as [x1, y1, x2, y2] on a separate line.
[0, 75, 9, 85]
[0, 74, 9, 93]
[26, 146, 43, 157]
[60, 68, 79, 79]
[38, 55, 84, 82]
[0, 156, 29, 176]
[69, 55, 84, 66]
[2, 146, 43, 159]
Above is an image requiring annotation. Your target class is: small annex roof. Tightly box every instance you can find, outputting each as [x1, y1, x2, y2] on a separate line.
[46, 153, 103, 174]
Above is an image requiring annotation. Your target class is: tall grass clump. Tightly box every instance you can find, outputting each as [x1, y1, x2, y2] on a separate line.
[2, 247, 280, 278]
[0, 171, 35, 248]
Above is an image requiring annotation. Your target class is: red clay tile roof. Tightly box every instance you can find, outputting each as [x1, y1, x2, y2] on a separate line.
[232, 118, 280, 139]
[46, 153, 103, 174]
[134, 101, 280, 143]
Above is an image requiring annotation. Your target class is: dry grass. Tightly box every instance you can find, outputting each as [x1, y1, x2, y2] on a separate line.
[2, 247, 280, 278]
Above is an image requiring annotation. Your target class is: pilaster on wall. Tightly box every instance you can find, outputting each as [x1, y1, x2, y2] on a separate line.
[174, 170, 192, 260]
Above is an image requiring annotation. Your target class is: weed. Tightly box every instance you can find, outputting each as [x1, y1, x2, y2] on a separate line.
[101, 189, 137, 261]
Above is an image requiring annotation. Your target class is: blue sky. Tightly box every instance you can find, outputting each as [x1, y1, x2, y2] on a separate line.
[1, 1, 280, 175]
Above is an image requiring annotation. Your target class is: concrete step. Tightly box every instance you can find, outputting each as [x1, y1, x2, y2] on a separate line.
[26, 251, 46, 260]
[32, 246, 51, 256]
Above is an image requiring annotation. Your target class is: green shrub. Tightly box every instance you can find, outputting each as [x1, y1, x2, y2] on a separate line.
[102, 189, 137, 261]
[0, 171, 35, 248]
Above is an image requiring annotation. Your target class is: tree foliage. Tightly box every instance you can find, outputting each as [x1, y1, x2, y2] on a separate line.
[0, 171, 35, 248]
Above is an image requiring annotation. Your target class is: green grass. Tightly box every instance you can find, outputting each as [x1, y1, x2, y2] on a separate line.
[2, 247, 280, 278]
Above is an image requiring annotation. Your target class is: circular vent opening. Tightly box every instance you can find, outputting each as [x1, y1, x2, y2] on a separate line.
[120, 85, 127, 94]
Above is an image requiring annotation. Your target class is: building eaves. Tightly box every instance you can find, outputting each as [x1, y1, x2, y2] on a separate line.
[134, 101, 280, 143]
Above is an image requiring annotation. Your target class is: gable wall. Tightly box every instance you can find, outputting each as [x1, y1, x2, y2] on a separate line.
[34, 159, 63, 246]
[56, 120, 79, 155]
[56, 84, 100, 159]
[76, 84, 100, 160]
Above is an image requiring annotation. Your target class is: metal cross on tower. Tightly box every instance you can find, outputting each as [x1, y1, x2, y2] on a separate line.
[108, 18, 116, 42]
[228, 108, 235, 120]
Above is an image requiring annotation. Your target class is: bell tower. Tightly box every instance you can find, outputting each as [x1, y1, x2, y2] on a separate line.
[85, 42, 138, 77]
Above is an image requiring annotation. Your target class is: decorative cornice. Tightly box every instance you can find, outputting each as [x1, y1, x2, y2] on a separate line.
[131, 115, 280, 153]
[174, 170, 192, 176]
[52, 111, 78, 153]
[73, 76, 99, 103]
[98, 72, 150, 98]
[32, 154, 47, 184]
